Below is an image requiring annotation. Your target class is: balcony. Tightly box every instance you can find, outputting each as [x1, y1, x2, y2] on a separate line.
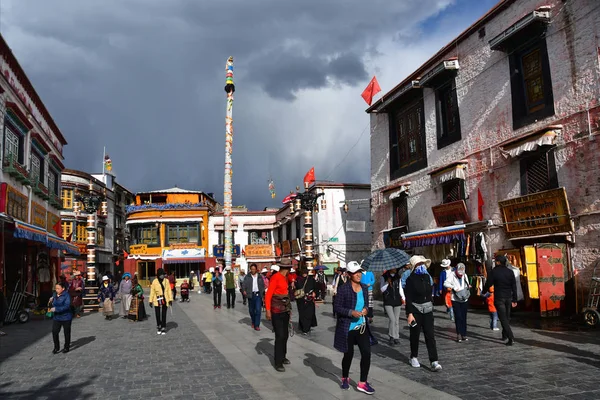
[126, 202, 207, 215]
[31, 176, 50, 200]
[3, 154, 30, 185]
[49, 193, 63, 209]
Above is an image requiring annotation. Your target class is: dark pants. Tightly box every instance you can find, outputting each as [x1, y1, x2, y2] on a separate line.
[204, 282, 212, 293]
[271, 311, 289, 366]
[409, 312, 438, 362]
[154, 305, 167, 329]
[213, 286, 222, 307]
[240, 289, 246, 305]
[249, 293, 262, 327]
[52, 320, 72, 350]
[226, 288, 236, 308]
[342, 329, 371, 382]
[452, 300, 468, 337]
[495, 298, 514, 340]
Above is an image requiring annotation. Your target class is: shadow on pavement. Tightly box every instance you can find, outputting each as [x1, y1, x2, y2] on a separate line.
[518, 338, 600, 360]
[254, 338, 274, 367]
[0, 319, 53, 361]
[238, 317, 252, 326]
[70, 335, 96, 351]
[0, 373, 98, 399]
[303, 352, 341, 384]
[166, 321, 178, 331]
[532, 329, 600, 345]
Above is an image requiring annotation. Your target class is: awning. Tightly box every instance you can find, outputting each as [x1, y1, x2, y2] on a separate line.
[162, 248, 206, 264]
[243, 258, 277, 263]
[489, 10, 551, 51]
[373, 80, 421, 112]
[48, 234, 81, 256]
[500, 129, 559, 158]
[126, 217, 203, 225]
[13, 221, 48, 244]
[401, 224, 466, 248]
[389, 185, 410, 200]
[128, 255, 161, 260]
[428, 161, 467, 185]
[420, 59, 460, 87]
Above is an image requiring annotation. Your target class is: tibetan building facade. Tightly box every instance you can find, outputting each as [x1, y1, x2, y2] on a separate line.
[369, 0, 600, 318]
[125, 188, 217, 287]
[0, 34, 78, 304]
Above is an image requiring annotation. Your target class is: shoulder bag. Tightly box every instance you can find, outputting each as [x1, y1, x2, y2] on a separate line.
[454, 277, 471, 302]
[412, 301, 434, 314]
[294, 278, 307, 299]
[271, 294, 292, 313]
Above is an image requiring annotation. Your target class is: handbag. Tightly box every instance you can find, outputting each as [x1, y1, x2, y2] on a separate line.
[412, 301, 433, 314]
[271, 294, 292, 313]
[454, 277, 471, 302]
[294, 278, 308, 298]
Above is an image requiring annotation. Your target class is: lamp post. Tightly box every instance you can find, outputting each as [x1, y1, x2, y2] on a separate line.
[75, 181, 107, 312]
[291, 183, 324, 269]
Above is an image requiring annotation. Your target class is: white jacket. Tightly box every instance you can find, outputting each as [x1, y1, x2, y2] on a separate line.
[444, 272, 470, 302]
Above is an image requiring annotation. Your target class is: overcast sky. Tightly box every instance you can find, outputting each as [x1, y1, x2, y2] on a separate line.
[1, 0, 497, 209]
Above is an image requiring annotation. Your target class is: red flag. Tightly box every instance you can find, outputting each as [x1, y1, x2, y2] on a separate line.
[66, 232, 73, 242]
[361, 76, 381, 106]
[282, 193, 297, 204]
[303, 167, 315, 186]
[477, 188, 485, 221]
[52, 218, 62, 238]
[115, 260, 120, 266]
[123, 250, 129, 258]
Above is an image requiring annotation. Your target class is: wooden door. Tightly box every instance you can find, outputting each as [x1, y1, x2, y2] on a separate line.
[523, 246, 539, 299]
[536, 244, 566, 317]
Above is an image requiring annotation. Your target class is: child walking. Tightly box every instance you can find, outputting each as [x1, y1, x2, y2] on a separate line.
[484, 285, 499, 331]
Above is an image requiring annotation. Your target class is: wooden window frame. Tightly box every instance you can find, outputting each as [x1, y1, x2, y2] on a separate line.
[62, 188, 73, 209]
[389, 96, 427, 180]
[392, 195, 409, 229]
[248, 230, 271, 245]
[435, 78, 462, 149]
[166, 224, 200, 246]
[519, 147, 559, 195]
[61, 221, 73, 240]
[132, 224, 160, 247]
[441, 179, 466, 204]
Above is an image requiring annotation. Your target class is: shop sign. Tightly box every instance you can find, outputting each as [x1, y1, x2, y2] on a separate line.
[169, 243, 197, 250]
[47, 212, 59, 233]
[291, 239, 301, 254]
[2, 184, 28, 221]
[282, 240, 292, 256]
[245, 244, 274, 258]
[383, 226, 407, 249]
[130, 244, 148, 255]
[31, 201, 47, 229]
[499, 188, 572, 239]
[213, 244, 241, 258]
[76, 243, 88, 255]
[432, 200, 470, 227]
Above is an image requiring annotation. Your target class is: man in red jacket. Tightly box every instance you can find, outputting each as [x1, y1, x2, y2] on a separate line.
[266, 264, 292, 372]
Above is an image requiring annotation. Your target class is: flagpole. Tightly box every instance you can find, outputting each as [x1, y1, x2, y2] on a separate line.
[223, 56, 235, 271]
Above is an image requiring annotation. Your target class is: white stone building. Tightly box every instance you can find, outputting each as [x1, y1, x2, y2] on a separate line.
[368, 0, 600, 317]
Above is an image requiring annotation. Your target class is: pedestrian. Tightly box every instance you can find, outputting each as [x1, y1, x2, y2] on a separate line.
[315, 269, 328, 301]
[405, 255, 442, 371]
[48, 281, 72, 354]
[212, 269, 223, 309]
[149, 268, 173, 335]
[224, 265, 236, 309]
[444, 263, 471, 342]
[261, 268, 270, 291]
[242, 263, 265, 330]
[483, 285, 499, 331]
[332, 267, 347, 317]
[238, 269, 247, 305]
[119, 273, 133, 319]
[189, 270, 196, 290]
[115, 270, 123, 289]
[334, 261, 374, 395]
[68, 271, 85, 318]
[205, 268, 213, 294]
[381, 267, 405, 346]
[128, 275, 147, 322]
[360, 265, 376, 322]
[438, 259, 454, 321]
[265, 263, 293, 372]
[98, 275, 116, 320]
[168, 271, 177, 301]
[295, 266, 318, 335]
[484, 255, 517, 345]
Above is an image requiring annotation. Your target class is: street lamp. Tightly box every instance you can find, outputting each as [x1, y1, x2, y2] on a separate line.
[75, 181, 107, 312]
[290, 183, 324, 269]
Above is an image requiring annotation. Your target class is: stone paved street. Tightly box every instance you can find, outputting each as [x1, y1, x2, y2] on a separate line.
[2, 290, 600, 400]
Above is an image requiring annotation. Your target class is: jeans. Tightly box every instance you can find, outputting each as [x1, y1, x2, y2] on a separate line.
[452, 300, 468, 337]
[52, 320, 72, 350]
[213, 286, 222, 307]
[249, 293, 262, 327]
[447, 306, 454, 320]
[384, 305, 402, 339]
[495, 298, 514, 340]
[342, 328, 371, 382]
[154, 305, 167, 329]
[271, 311, 289, 366]
[409, 312, 438, 362]
[490, 311, 498, 329]
[226, 288, 236, 308]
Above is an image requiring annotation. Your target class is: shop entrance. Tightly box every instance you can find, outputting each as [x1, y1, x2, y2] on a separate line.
[137, 261, 156, 288]
[537, 244, 567, 317]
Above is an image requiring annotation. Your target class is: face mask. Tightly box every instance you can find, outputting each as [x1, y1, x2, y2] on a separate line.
[159, 274, 165, 279]
[390, 273, 396, 277]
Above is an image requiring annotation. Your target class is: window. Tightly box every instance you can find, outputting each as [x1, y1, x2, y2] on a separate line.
[76, 224, 87, 243]
[442, 179, 465, 204]
[389, 97, 427, 180]
[62, 189, 74, 209]
[520, 147, 558, 195]
[392, 195, 408, 228]
[436, 79, 461, 149]
[48, 169, 59, 195]
[218, 231, 235, 245]
[62, 221, 73, 241]
[248, 230, 271, 244]
[167, 224, 200, 245]
[509, 41, 554, 129]
[131, 225, 160, 246]
[30, 152, 44, 184]
[3, 126, 20, 163]
[97, 227, 105, 247]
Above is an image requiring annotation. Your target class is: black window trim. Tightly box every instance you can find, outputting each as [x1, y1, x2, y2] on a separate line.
[435, 77, 462, 149]
[519, 146, 558, 195]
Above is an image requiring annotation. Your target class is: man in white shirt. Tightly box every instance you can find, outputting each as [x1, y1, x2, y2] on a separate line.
[242, 263, 265, 330]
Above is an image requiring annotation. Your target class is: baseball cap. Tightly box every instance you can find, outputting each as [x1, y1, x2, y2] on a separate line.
[346, 261, 364, 274]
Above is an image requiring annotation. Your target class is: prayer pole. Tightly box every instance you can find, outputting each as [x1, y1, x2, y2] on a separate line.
[223, 57, 235, 270]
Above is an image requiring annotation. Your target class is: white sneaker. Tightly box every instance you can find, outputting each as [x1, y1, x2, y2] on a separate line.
[409, 357, 420, 368]
[493, 327, 500, 331]
[157, 330, 161, 335]
[431, 361, 442, 371]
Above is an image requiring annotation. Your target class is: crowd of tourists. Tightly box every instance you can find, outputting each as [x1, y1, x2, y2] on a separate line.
[43, 254, 517, 396]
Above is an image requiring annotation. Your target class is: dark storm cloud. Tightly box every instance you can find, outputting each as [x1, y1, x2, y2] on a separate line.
[1, 0, 456, 208]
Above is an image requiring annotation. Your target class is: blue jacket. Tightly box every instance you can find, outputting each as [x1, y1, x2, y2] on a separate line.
[333, 283, 369, 353]
[98, 283, 116, 302]
[52, 292, 73, 322]
[360, 271, 375, 292]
